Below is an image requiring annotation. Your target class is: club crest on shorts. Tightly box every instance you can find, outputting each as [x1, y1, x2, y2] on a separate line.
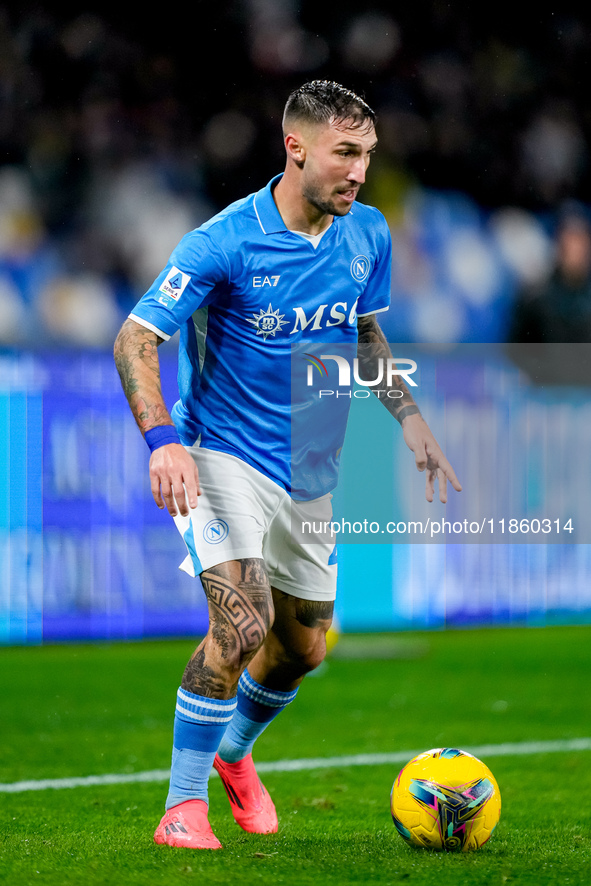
[203, 519, 229, 544]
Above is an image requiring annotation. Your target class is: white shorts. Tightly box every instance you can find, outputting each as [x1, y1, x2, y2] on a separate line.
[172, 447, 337, 602]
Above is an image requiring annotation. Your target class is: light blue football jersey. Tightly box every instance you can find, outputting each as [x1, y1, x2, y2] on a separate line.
[130, 173, 391, 499]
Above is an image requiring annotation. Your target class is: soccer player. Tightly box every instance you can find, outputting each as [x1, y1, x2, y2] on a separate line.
[113, 80, 461, 850]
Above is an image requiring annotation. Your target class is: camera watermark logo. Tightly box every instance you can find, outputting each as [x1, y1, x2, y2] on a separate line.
[303, 353, 418, 399]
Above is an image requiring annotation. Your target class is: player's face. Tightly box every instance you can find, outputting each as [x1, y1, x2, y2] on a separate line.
[300, 119, 377, 217]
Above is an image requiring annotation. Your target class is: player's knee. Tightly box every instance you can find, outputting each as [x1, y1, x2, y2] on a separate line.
[236, 618, 272, 664]
[299, 647, 326, 675]
[221, 599, 274, 669]
[286, 632, 327, 675]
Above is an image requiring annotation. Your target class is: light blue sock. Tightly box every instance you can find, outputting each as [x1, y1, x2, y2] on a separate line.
[165, 687, 237, 810]
[217, 669, 299, 764]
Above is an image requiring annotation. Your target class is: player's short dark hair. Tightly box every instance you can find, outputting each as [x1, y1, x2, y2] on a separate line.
[283, 80, 376, 132]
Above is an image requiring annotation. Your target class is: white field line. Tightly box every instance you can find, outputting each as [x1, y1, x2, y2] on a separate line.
[2, 737, 591, 795]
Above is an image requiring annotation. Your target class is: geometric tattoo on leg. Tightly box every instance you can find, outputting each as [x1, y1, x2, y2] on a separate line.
[181, 559, 273, 697]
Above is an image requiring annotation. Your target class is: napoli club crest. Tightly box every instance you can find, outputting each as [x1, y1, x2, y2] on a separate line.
[350, 255, 370, 282]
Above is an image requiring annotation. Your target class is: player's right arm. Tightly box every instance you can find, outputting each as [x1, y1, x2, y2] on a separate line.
[113, 317, 200, 517]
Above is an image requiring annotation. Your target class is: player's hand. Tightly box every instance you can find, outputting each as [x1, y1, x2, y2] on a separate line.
[149, 443, 201, 516]
[401, 413, 462, 503]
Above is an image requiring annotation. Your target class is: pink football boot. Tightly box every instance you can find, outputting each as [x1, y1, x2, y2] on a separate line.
[154, 798, 222, 850]
[213, 753, 278, 834]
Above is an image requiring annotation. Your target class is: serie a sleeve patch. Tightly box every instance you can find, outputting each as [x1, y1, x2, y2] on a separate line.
[157, 266, 192, 308]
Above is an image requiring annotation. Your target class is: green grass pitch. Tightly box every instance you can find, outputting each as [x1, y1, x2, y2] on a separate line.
[1, 625, 590, 885]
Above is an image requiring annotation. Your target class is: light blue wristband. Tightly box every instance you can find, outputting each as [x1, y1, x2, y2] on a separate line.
[144, 425, 181, 452]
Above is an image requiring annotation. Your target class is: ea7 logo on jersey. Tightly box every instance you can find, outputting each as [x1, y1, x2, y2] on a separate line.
[158, 267, 191, 307]
[253, 275, 281, 287]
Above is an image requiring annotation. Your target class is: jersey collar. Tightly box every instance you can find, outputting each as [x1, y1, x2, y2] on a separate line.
[253, 174, 289, 235]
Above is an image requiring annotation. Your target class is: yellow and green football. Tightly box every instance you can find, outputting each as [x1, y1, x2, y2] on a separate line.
[390, 747, 501, 851]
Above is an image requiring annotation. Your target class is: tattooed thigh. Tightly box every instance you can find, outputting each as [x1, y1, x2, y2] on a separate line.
[201, 558, 274, 661]
[294, 598, 334, 629]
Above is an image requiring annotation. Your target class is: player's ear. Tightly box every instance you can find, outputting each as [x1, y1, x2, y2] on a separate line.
[284, 132, 306, 170]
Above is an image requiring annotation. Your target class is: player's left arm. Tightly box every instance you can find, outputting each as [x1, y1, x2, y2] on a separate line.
[357, 313, 462, 503]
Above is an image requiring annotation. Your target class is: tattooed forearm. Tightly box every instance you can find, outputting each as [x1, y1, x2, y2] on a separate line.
[113, 318, 173, 433]
[357, 314, 420, 424]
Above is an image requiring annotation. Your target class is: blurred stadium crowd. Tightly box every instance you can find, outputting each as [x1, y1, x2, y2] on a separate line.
[1, 2, 591, 347]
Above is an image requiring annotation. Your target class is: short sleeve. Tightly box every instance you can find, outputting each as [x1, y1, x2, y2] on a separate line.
[357, 213, 392, 317]
[129, 229, 229, 338]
